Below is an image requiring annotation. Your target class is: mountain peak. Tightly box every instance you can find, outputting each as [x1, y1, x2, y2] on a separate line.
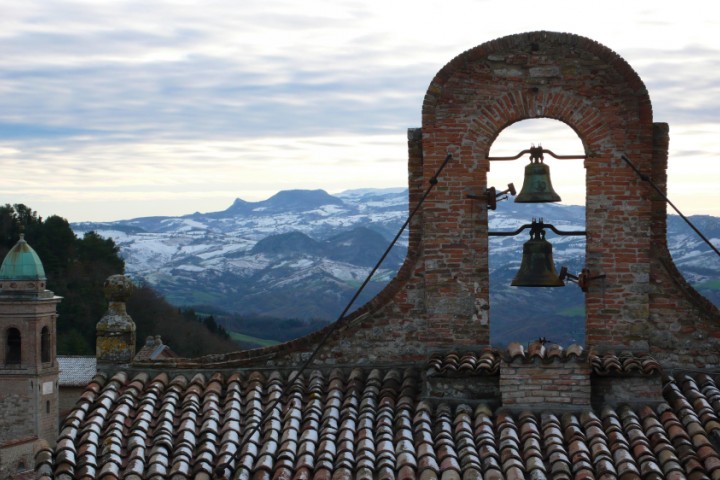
[222, 189, 346, 216]
[251, 231, 323, 255]
[263, 189, 345, 211]
[229, 197, 250, 208]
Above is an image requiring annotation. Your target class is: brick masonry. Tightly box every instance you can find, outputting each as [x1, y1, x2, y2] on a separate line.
[0, 282, 60, 477]
[0, 298, 60, 448]
[424, 375, 500, 407]
[129, 31, 719, 372]
[500, 358, 591, 412]
[591, 374, 664, 409]
[58, 386, 85, 422]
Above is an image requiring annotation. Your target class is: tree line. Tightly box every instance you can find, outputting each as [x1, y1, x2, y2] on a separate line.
[0, 204, 238, 357]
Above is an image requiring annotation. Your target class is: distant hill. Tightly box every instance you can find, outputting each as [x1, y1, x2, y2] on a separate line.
[73, 189, 720, 346]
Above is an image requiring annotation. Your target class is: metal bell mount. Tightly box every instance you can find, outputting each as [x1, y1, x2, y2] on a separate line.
[488, 218, 587, 288]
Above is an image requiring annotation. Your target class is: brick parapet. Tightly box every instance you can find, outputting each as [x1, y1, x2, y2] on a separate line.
[645, 250, 720, 369]
[591, 374, 664, 409]
[634, 122, 720, 368]
[500, 357, 591, 412]
[424, 375, 500, 408]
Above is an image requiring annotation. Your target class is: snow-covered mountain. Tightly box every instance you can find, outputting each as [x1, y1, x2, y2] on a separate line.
[73, 188, 409, 320]
[73, 188, 720, 345]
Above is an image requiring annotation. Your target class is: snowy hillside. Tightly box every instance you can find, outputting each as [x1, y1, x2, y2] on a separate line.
[73, 188, 720, 345]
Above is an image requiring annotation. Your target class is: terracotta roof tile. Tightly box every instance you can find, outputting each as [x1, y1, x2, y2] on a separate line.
[428, 342, 596, 376]
[39, 368, 720, 479]
[590, 351, 663, 376]
[426, 349, 500, 376]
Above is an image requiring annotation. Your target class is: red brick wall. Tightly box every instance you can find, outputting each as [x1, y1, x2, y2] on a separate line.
[500, 359, 591, 411]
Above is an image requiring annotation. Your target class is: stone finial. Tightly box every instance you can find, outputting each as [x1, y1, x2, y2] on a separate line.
[96, 274, 136, 365]
[104, 274, 134, 303]
[98, 275, 134, 329]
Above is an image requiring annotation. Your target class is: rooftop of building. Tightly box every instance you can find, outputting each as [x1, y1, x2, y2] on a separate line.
[35, 353, 720, 480]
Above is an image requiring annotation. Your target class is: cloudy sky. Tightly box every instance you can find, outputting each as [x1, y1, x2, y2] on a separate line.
[2, 0, 719, 222]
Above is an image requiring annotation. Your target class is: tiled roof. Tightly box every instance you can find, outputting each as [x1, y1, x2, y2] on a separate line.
[57, 356, 97, 387]
[36, 368, 720, 480]
[590, 351, 663, 376]
[426, 350, 500, 376]
[425, 344, 662, 376]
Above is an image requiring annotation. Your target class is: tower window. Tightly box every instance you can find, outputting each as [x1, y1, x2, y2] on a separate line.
[41, 326, 50, 363]
[6, 328, 21, 364]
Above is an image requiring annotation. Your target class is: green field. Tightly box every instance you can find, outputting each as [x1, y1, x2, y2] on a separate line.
[558, 305, 585, 317]
[229, 332, 280, 347]
[694, 279, 720, 290]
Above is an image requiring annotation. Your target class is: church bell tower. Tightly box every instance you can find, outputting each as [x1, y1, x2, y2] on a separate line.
[0, 235, 61, 476]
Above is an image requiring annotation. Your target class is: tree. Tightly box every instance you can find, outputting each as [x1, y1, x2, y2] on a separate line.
[128, 285, 238, 357]
[31, 216, 77, 276]
[0, 203, 43, 257]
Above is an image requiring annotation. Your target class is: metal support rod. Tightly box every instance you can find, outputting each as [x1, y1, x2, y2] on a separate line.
[559, 266, 606, 292]
[621, 154, 720, 259]
[489, 222, 586, 237]
[488, 147, 585, 161]
[221, 153, 455, 467]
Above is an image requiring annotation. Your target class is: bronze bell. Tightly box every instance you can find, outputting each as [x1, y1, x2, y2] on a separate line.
[515, 146, 561, 203]
[511, 220, 565, 287]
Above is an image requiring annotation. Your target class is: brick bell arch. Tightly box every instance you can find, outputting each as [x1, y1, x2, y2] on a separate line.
[420, 31, 656, 350]
[420, 31, 719, 363]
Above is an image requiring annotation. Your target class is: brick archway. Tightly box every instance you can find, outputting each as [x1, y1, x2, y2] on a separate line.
[420, 31, 654, 349]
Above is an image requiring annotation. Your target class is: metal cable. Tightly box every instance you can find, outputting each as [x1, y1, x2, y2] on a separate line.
[621, 154, 720, 259]
[226, 152, 455, 464]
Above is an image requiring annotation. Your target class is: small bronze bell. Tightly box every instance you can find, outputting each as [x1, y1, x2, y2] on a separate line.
[515, 146, 561, 203]
[511, 220, 565, 287]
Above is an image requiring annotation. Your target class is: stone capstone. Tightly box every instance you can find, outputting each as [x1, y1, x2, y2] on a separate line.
[96, 274, 136, 364]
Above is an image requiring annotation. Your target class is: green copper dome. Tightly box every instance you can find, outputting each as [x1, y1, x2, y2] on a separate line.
[0, 234, 46, 280]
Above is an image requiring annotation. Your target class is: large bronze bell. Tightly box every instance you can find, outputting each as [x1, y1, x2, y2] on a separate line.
[511, 221, 565, 287]
[515, 146, 561, 203]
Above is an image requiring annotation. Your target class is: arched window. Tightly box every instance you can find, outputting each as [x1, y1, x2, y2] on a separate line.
[6, 328, 21, 364]
[488, 119, 587, 346]
[41, 326, 50, 363]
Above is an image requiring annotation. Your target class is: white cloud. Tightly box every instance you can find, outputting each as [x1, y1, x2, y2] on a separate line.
[1, 0, 719, 221]
[0, 133, 408, 220]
